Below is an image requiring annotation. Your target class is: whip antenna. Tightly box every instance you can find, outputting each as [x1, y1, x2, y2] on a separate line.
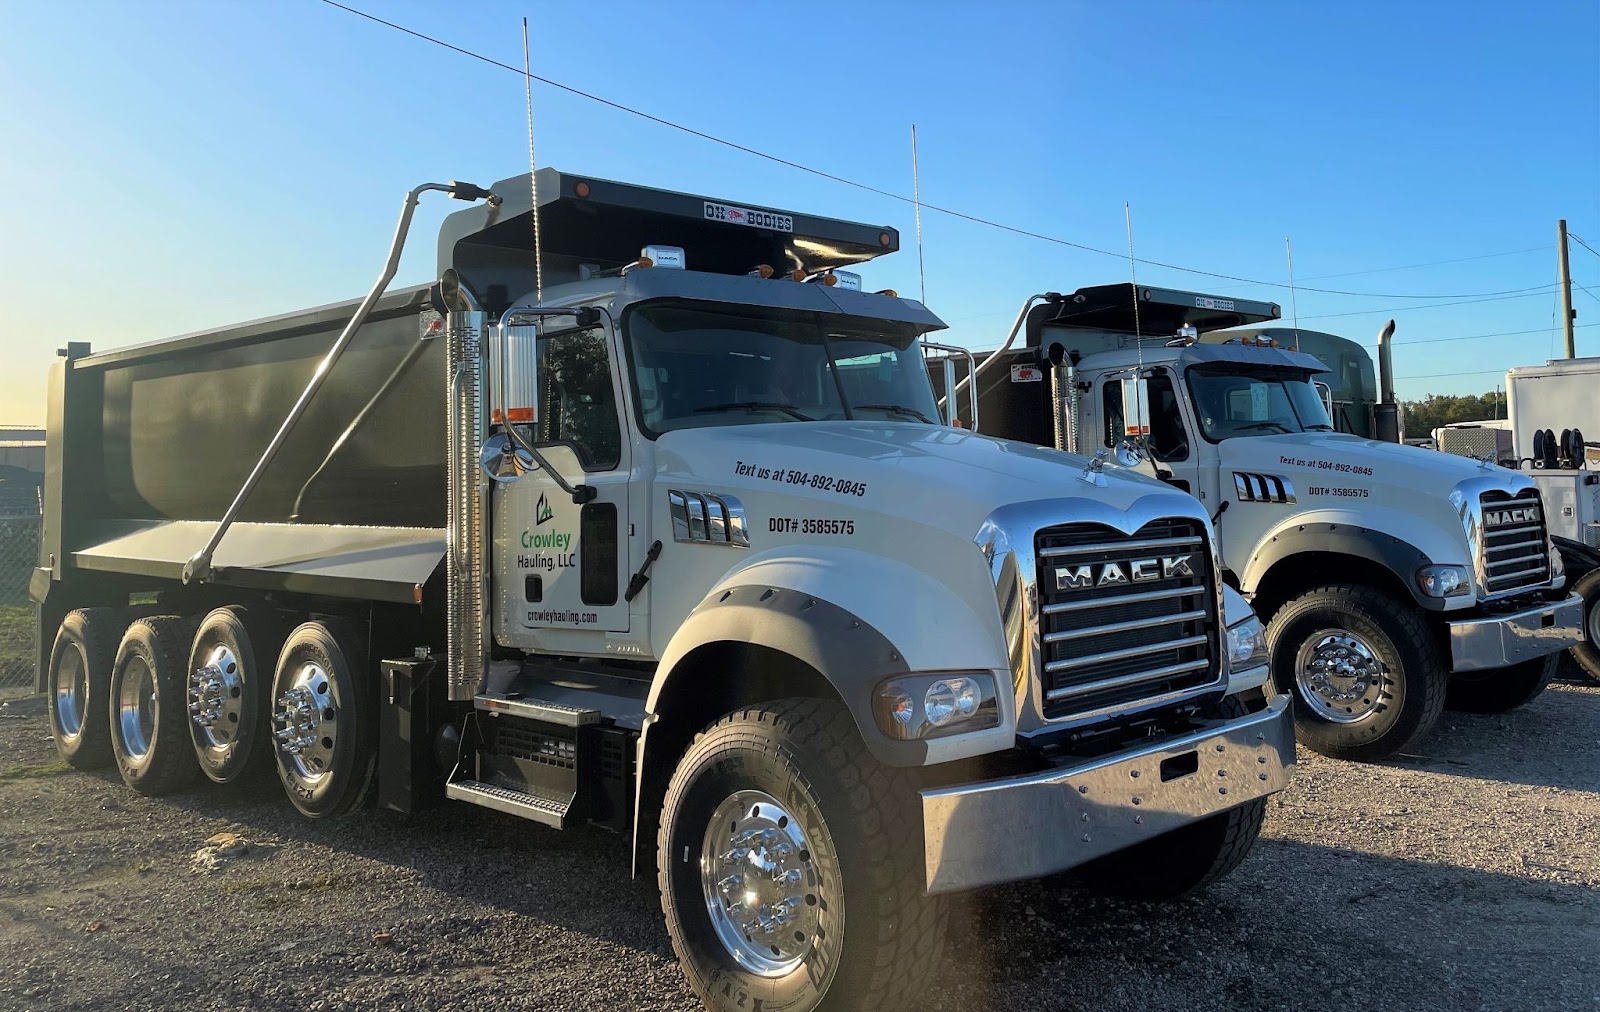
[911, 124, 926, 305]
[522, 17, 544, 305]
[1285, 236, 1301, 351]
[1125, 202, 1146, 445]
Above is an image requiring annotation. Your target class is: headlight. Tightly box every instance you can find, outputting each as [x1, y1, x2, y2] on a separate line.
[1415, 564, 1471, 598]
[873, 673, 999, 740]
[1227, 615, 1268, 670]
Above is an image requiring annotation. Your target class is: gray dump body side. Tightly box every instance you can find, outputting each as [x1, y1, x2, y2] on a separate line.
[33, 284, 448, 614]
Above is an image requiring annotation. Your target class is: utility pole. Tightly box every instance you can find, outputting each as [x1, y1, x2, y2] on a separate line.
[1558, 219, 1576, 358]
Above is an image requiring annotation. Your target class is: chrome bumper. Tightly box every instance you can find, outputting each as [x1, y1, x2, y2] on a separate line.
[1448, 593, 1584, 672]
[920, 694, 1294, 895]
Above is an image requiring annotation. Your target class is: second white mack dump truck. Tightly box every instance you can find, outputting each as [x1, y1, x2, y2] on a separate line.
[951, 285, 1584, 762]
[32, 174, 1292, 1012]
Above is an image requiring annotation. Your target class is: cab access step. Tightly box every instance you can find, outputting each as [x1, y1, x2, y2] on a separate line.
[445, 660, 644, 832]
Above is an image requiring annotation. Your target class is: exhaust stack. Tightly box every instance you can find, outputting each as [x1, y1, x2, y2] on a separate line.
[1373, 319, 1401, 443]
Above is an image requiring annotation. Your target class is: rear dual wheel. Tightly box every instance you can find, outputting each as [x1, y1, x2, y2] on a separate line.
[187, 607, 283, 785]
[48, 608, 125, 770]
[269, 620, 375, 819]
[109, 617, 201, 796]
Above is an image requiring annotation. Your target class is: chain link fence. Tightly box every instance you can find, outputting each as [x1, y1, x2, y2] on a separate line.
[0, 473, 41, 693]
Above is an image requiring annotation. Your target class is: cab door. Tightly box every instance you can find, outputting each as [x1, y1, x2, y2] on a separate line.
[1097, 369, 1203, 492]
[493, 318, 632, 639]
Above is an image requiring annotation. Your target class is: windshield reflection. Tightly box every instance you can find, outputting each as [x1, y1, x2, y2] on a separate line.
[1186, 366, 1334, 440]
[625, 302, 942, 435]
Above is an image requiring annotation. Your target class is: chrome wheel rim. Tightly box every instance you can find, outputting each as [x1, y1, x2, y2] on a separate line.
[1588, 598, 1600, 650]
[189, 644, 244, 750]
[272, 663, 338, 786]
[701, 790, 824, 978]
[116, 655, 157, 760]
[55, 646, 87, 741]
[1296, 630, 1386, 723]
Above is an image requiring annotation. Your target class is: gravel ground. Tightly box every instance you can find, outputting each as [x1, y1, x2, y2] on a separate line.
[1, 678, 1597, 1012]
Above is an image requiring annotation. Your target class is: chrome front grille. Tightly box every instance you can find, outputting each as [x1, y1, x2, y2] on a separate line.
[1035, 519, 1220, 721]
[1479, 489, 1550, 596]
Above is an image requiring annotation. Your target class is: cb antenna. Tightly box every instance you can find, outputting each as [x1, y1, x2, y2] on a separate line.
[911, 124, 926, 305]
[522, 16, 544, 306]
[1124, 202, 1147, 446]
[1285, 236, 1301, 351]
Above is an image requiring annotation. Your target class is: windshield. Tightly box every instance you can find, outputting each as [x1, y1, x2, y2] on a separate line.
[1186, 366, 1334, 440]
[624, 302, 943, 435]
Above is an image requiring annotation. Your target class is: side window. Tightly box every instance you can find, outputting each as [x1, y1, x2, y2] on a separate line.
[537, 326, 621, 471]
[1102, 380, 1125, 447]
[1147, 373, 1190, 462]
[1102, 373, 1189, 461]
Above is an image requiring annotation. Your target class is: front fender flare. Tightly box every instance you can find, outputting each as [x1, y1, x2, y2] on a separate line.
[1241, 520, 1435, 608]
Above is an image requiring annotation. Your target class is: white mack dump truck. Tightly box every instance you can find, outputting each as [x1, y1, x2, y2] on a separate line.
[32, 173, 1293, 1012]
[951, 285, 1584, 762]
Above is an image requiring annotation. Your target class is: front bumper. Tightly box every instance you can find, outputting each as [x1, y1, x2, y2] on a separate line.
[1448, 593, 1584, 672]
[920, 694, 1294, 895]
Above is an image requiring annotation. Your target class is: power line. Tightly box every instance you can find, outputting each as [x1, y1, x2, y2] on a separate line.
[1294, 246, 1550, 281]
[315, 0, 1557, 303]
[1296, 287, 1556, 322]
[1384, 321, 1600, 347]
[1396, 368, 1505, 380]
[1570, 233, 1600, 260]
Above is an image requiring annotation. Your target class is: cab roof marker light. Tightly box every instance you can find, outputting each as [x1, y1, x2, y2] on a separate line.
[641, 245, 685, 270]
[876, 288, 898, 297]
[750, 264, 775, 279]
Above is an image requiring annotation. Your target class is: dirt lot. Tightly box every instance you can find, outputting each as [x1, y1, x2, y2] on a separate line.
[1, 679, 1597, 1012]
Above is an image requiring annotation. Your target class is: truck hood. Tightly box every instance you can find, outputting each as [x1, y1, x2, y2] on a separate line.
[1218, 431, 1523, 496]
[655, 421, 1203, 537]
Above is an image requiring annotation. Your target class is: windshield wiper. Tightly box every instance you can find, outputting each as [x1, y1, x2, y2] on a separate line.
[854, 403, 933, 423]
[1304, 423, 1334, 431]
[1234, 421, 1293, 433]
[694, 401, 814, 421]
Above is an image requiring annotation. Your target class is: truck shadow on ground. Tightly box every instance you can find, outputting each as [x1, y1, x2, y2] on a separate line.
[1371, 680, 1600, 794]
[138, 778, 1600, 1012]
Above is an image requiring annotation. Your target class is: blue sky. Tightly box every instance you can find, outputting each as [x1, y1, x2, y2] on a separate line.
[2, 0, 1597, 424]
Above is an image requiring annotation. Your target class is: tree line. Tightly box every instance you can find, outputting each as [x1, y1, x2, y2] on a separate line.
[1401, 391, 1507, 434]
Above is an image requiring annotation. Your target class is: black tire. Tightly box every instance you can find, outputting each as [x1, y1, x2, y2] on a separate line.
[1446, 653, 1557, 713]
[47, 608, 126, 770]
[1267, 584, 1448, 761]
[658, 699, 942, 1012]
[187, 606, 284, 785]
[109, 616, 201, 796]
[1074, 799, 1267, 902]
[1569, 569, 1600, 684]
[270, 620, 375, 819]
[1067, 693, 1265, 901]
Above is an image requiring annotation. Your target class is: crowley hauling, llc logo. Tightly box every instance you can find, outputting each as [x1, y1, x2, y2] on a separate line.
[535, 492, 554, 526]
[1055, 554, 1196, 591]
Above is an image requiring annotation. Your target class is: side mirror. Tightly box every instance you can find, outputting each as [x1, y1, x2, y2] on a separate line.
[491, 312, 542, 429]
[1114, 440, 1147, 468]
[1119, 376, 1152, 439]
[480, 431, 534, 483]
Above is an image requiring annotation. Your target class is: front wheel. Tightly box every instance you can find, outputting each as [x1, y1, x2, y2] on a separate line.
[657, 699, 941, 1012]
[1568, 569, 1600, 684]
[1267, 584, 1448, 761]
[1446, 653, 1557, 713]
[1072, 799, 1266, 902]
